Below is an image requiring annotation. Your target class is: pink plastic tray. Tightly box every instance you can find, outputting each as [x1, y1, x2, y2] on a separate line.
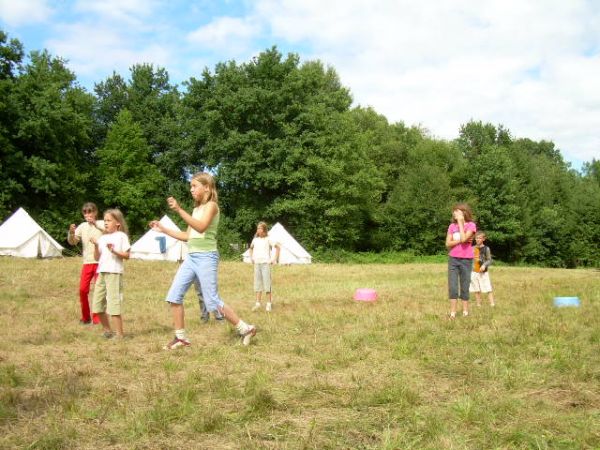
[354, 288, 377, 302]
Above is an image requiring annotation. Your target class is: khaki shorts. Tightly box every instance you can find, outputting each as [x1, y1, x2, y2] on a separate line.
[92, 273, 124, 315]
[254, 263, 272, 293]
[469, 271, 493, 293]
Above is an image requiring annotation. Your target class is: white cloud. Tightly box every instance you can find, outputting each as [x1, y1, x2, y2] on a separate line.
[73, 0, 159, 28]
[38, 1, 177, 86]
[187, 16, 261, 55]
[251, 0, 600, 164]
[0, 0, 53, 26]
[47, 23, 171, 82]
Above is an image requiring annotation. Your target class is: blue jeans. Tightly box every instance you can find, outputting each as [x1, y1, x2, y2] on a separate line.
[194, 278, 224, 320]
[448, 257, 473, 300]
[166, 252, 225, 312]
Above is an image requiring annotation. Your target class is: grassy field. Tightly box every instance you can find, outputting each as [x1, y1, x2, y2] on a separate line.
[0, 257, 598, 449]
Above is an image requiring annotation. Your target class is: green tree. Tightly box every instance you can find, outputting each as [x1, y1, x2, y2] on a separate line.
[94, 65, 185, 195]
[92, 71, 128, 144]
[582, 159, 600, 186]
[568, 175, 600, 266]
[2, 45, 94, 238]
[350, 107, 424, 197]
[182, 47, 384, 249]
[96, 110, 166, 236]
[508, 139, 581, 266]
[457, 120, 500, 159]
[0, 31, 24, 219]
[378, 139, 466, 253]
[467, 146, 524, 261]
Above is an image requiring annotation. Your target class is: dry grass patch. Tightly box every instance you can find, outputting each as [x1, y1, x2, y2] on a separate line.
[0, 257, 598, 449]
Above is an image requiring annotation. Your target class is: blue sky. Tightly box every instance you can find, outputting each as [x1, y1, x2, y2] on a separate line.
[1, 0, 599, 169]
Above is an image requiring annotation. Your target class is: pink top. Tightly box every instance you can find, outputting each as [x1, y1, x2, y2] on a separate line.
[447, 222, 476, 258]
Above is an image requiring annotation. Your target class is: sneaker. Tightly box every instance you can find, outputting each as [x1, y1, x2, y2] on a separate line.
[251, 303, 261, 312]
[163, 336, 191, 350]
[103, 331, 114, 339]
[79, 319, 92, 325]
[266, 303, 272, 312]
[449, 312, 456, 320]
[463, 311, 469, 317]
[200, 314, 209, 323]
[241, 326, 257, 346]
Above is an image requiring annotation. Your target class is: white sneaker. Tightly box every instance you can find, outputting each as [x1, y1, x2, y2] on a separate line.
[266, 302, 272, 312]
[241, 325, 256, 346]
[251, 303, 261, 312]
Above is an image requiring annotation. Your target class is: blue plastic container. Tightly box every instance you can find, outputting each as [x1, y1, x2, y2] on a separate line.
[553, 297, 580, 308]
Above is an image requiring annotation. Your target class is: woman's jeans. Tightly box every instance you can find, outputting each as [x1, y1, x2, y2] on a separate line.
[448, 256, 473, 300]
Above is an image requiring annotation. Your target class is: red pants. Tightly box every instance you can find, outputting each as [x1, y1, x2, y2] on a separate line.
[79, 263, 99, 323]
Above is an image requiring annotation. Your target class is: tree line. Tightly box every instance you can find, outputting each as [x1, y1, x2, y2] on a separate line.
[1, 31, 599, 267]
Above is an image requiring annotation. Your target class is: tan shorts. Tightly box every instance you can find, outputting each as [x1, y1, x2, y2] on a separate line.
[469, 271, 492, 293]
[254, 263, 272, 293]
[92, 273, 124, 315]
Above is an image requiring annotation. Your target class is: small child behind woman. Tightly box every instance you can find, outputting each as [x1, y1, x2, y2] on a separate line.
[470, 231, 495, 307]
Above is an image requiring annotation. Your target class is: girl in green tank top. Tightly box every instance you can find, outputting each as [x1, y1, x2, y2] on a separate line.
[150, 172, 257, 349]
[187, 203, 219, 253]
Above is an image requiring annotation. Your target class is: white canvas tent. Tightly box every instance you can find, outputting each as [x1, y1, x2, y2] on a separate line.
[130, 215, 188, 261]
[242, 222, 311, 264]
[0, 207, 64, 258]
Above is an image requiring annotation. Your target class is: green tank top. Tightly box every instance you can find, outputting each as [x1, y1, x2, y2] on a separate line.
[188, 204, 219, 253]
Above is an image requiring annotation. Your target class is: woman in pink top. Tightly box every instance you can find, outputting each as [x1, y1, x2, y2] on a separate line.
[445, 203, 476, 319]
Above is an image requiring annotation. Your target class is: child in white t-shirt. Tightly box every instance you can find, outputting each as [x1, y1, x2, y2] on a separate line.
[249, 222, 280, 312]
[90, 209, 130, 339]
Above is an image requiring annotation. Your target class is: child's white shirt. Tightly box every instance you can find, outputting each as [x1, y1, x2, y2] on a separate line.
[97, 231, 130, 274]
[250, 236, 277, 263]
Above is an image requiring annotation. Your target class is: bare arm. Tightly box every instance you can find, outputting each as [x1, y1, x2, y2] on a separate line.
[168, 197, 217, 234]
[110, 246, 130, 260]
[149, 220, 189, 242]
[272, 243, 281, 264]
[445, 225, 474, 248]
[67, 224, 80, 245]
[446, 209, 474, 248]
[461, 230, 475, 244]
[445, 232, 456, 249]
